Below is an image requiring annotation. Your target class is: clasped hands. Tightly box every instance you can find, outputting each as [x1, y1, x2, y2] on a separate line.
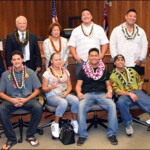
[12, 97, 27, 107]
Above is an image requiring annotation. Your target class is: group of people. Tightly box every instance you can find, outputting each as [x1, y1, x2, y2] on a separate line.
[0, 7, 150, 149]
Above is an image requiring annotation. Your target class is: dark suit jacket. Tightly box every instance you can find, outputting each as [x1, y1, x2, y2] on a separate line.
[0, 53, 5, 77]
[5, 31, 42, 71]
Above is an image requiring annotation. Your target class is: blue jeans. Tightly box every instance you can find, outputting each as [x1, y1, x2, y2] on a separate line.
[78, 92, 118, 138]
[47, 94, 79, 117]
[117, 90, 150, 126]
[76, 60, 84, 78]
[0, 99, 42, 144]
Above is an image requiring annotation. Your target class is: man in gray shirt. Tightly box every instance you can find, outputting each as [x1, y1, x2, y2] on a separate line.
[0, 51, 42, 149]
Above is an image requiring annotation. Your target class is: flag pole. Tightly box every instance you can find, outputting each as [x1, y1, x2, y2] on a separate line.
[52, 0, 58, 23]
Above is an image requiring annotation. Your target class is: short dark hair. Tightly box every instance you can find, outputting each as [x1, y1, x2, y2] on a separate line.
[81, 8, 92, 17]
[113, 54, 125, 62]
[48, 22, 62, 36]
[11, 50, 23, 59]
[126, 9, 137, 14]
[88, 48, 99, 55]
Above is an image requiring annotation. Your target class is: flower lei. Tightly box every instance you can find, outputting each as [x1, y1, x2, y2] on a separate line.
[121, 23, 140, 40]
[81, 22, 94, 38]
[14, 29, 29, 46]
[48, 66, 69, 82]
[47, 67, 69, 95]
[49, 36, 62, 53]
[8, 65, 27, 89]
[113, 67, 134, 86]
[83, 60, 105, 80]
[50, 66, 63, 78]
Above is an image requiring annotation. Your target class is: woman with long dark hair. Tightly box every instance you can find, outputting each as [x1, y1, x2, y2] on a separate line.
[42, 53, 79, 138]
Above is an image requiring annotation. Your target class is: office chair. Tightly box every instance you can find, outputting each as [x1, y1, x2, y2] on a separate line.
[0, 108, 30, 143]
[38, 94, 71, 136]
[87, 104, 108, 131]
[113, 94, 150, 130]
[0, 98, 43, 142]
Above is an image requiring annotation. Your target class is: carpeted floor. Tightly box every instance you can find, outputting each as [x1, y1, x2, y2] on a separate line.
[0, 113, 150, 149]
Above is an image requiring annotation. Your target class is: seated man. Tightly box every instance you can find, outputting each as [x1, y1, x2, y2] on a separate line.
[110, 54, 150, 136]
[0, 51, 42, 149]
[76, 48, 118, 146]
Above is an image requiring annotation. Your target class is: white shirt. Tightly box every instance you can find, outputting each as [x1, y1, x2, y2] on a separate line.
[110, 24, 148, 67]
[43, 37, 69, 68]
[43, 69, 70, 97]
[68, 23, 109, 62]
[18, 30, 30, 62]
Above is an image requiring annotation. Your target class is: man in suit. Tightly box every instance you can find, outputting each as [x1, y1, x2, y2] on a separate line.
[5, 16, 42, 72]
[0, 52, 5, 78]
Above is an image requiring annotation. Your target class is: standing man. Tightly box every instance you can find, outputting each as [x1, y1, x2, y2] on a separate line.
[0, 51, 42, 149]
[69, 8, 109, 76]
[0, 52, 5, 78]
[76, 48, 118, 146]
[5, 16, 42, 72]
[110, 9, 148, 74]
[110, 54, 150, 136]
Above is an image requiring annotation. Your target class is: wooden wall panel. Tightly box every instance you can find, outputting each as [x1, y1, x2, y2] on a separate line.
[0, 0, 52, 39]
[1, 0, 150, 41]
[1, 0, 150, 92]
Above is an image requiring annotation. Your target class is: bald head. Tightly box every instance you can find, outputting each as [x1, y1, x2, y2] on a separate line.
[16, 16, 27, 32]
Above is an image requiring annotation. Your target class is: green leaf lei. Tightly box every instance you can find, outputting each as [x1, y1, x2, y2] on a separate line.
[121, 23, 140, 40]
[113, 67, 134, 86]
[14, 29, 29, 46]
[81, 22, 94, 38]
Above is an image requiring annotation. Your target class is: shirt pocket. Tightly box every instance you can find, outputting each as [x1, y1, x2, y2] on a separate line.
[134, 36, 141, 44]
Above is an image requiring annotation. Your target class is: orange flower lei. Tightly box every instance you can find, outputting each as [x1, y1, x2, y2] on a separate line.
[49, 36, 62, 53]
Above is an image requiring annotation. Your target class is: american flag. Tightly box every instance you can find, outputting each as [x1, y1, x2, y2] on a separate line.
[52, 0, 58, 23]
[103, 0, 108, 35]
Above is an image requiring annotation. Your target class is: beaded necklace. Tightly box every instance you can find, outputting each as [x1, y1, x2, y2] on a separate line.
[83, 60, 105, 80]
[113, 67, 134, 86]
[48, 66, 69, 84]
[9, 65, 26, 89]
[50, 66, 63, 78]
[49, 36, 62, 53]
[14, 29, 29, 46]
[121, 23, 139, 40]
[81, 22, 94, 38]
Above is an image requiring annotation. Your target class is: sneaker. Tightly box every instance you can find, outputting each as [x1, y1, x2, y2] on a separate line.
[146, 119, 150, 124]
[126, 123, 134, 136]
[77, 137, 86, 146]
[108, 135, 118, 145]
[51, 121, 60, 138]
[71, 120, 78, 134]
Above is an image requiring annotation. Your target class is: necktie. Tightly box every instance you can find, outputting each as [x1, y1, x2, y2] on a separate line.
[21, 32, 25, 43]
[21, 33, 26, 61]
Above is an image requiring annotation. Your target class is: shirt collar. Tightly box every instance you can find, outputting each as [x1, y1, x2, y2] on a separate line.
[82, 22, 93, 29]
[18, 30, 26, 37]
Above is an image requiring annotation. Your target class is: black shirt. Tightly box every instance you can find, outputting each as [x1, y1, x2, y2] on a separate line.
[77, 67, 110, 94]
